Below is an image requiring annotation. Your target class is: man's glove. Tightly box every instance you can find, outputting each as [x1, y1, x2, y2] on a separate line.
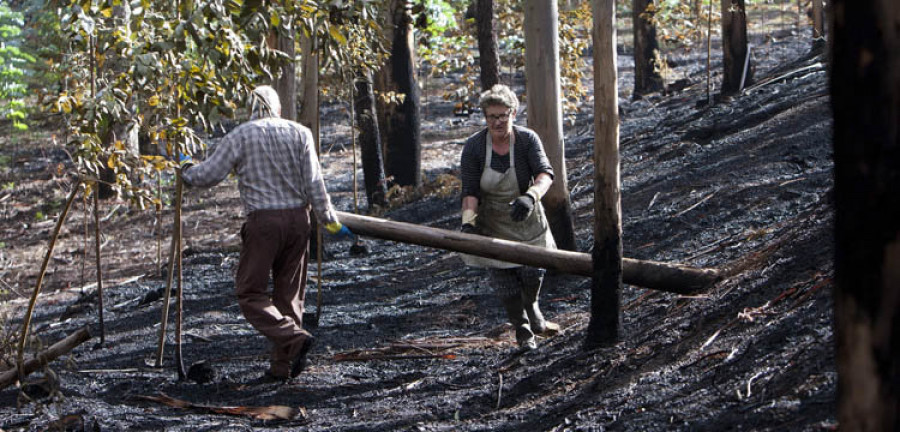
[325, 221, 353, 239]
[460, 223, 478, 235]
[509, 195, 535, 222]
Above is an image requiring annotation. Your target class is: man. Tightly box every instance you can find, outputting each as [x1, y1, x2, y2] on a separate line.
[181, 85, 350, 380]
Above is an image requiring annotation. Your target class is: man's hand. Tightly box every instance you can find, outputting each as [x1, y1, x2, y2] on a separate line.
[325, 221, 353, 240]
[509, 195, 535, 222]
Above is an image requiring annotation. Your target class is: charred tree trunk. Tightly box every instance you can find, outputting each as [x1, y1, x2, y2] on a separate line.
[376, 0, 422, 188]
[632, 0, 665, 98]
[831, 0, 900, 429]
[524, 0, 577, 251]
[476, 0, 501, 90]
[720, 0, 752, 96]
[586, 0, 622, 349]
[354, 72, 388, 209]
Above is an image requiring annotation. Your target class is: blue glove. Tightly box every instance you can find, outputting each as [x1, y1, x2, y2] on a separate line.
[334, 225, 352, 238]
[325, 222, 353, 240]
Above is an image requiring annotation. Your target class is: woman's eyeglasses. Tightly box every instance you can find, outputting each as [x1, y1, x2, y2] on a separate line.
[486, 111, 511, 123]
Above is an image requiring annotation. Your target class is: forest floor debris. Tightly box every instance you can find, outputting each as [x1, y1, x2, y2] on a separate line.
[0, 31, 835, 431]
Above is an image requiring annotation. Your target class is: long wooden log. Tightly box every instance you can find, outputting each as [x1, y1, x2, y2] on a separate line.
[3, 327, 92, 390]
[336, 211, 720, 294]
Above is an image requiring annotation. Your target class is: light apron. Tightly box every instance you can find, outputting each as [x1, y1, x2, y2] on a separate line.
[462, 132, 556, 268]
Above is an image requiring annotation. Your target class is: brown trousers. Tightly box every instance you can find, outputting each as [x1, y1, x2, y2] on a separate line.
[236, 207, 313, 376]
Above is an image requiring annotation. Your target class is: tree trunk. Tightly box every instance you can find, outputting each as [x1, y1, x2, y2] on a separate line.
[476, 0, 501, 90]
[693, 0, 703, 42]
[298, 32, 318, 137]
[632, 0, 665, 97]
[831, 0, 900, 429]
[585, 0, 622, 348]
[274, 20, 297, 121]
[376, 0, 422, 188]
[523, 0, 577, 251]
[354, 71, 388, 209]
[335, 211, 720, 293]
[720, 0, 752, 96]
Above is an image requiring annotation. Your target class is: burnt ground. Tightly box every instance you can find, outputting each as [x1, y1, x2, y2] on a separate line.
[0, 29, 835, 431]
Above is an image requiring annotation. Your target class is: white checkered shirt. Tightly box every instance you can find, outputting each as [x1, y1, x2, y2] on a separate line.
[182, 117, 339, 224]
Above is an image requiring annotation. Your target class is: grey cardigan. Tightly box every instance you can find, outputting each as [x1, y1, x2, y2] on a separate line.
[460, 126, 554, 200]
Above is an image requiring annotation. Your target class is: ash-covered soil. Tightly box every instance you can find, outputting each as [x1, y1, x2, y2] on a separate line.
[0, 30, 834, 431]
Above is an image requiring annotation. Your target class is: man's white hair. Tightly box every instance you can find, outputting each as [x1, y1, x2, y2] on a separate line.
[250, 85, 282, 119]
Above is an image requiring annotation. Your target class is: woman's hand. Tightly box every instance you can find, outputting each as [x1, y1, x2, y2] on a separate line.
[509, 195, 535, 222]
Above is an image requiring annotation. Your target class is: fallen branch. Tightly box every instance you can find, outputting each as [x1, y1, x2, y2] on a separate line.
[744, 62, 825, 93]
[334, 353, 457, 362]
[2, 327, 92, 390]
[138, 393, 306, 421]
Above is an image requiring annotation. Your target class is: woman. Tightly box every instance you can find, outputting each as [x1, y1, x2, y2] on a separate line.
[459, 84, 560, 350]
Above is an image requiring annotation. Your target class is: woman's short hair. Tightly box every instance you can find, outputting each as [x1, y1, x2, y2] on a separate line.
[479, 84, 519, 113]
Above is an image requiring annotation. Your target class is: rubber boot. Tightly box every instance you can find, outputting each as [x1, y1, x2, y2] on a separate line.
[521, 271, 560, 337]
[501, 294, 536, 350]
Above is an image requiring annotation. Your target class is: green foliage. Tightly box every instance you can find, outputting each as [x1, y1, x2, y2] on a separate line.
[0, 3, 34, 132]
[416, 0, 590, 123]
[53, 0, 307, 208]
[315, 0, 390, 102]
[646, 0, 721, 50]
[559, 2, 591, 121]
[43, 0, 389, 210]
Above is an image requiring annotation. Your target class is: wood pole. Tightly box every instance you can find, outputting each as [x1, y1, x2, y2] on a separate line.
[336, 211, 721, 294]
[4, 327, 92, 390]
[17, 182, 80, 378]
[155, 173, 182, 367]
[93, 183, 106, 345]
[706, 0, 714, 105]
[174, 175, 185, 380]
[351, 79, 359, 214]
[156, 171, 162, 277]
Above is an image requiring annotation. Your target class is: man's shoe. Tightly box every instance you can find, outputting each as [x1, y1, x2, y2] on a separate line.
[290, 335, 316, 378]
[264, 369, 290, 383]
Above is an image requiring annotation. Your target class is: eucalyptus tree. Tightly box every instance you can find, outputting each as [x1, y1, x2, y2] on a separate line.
[474, 0, 500, 90]
[376, 0, 422, 188]
[315, 1, 389, 209]
[632, 0, 664, 97]
[524, 0, 576, 251]
[720, 0, 752, 96]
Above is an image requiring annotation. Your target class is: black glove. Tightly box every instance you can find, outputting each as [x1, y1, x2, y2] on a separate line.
[509, 195, 535, 222]
[460, 223, 478, 235]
